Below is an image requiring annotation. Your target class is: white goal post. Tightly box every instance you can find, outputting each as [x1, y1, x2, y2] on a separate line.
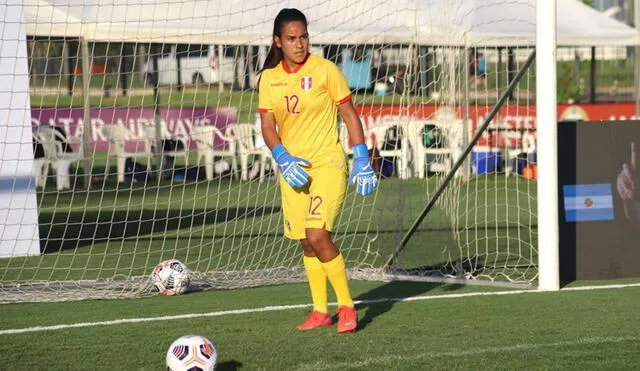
[0, 0, 41, 258]
[1, 0, 637, 302]
[536, 0, 559, 291]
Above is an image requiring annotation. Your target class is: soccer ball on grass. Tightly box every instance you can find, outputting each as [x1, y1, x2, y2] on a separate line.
[151, 259, 190, 295]
[166, 335, 217, 371]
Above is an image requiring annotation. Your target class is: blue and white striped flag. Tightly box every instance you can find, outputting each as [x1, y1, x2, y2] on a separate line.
[563, 184, 614, 222]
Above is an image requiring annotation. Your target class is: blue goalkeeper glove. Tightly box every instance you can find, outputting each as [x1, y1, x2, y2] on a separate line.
[349, 143, 378, 196]
[272, 144, 310, 188]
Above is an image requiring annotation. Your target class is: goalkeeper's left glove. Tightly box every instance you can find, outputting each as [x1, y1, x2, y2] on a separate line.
[349, 143, 378, 196]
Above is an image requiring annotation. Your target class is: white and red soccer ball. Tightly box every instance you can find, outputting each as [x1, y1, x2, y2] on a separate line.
[166, 335, 217, 371]
[151, 259, 190, 296]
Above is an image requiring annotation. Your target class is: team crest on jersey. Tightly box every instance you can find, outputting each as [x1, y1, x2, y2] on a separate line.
[300, 76, 313, 91]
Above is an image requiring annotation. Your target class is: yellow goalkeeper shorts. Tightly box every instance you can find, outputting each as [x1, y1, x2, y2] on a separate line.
[279, 153, 347, 240]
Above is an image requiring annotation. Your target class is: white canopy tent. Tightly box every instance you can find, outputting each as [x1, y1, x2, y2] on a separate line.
[22, 0, 83, 38]
[23, 0, 415, 45]
[23, 0, 640, 46]
[417, 0, 640, 46]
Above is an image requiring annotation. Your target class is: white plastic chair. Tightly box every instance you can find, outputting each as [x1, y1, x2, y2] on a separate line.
[230, 123, 275, 182]
[102, 125, 152, 183]
[32, 157, 49, 189]
[32, 131, 49, 189]
[145, 125, 189, 176]
[32, 125, 83, 190]
[407, 119, 457, 179]
[190, 125, 238, 181]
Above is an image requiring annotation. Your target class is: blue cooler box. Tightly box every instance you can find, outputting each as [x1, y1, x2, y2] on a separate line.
[472, 151, 502, 175]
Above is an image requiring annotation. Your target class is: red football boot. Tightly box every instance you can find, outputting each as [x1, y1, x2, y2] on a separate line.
[296, 310, 332, 330]
[337, 306, 357, 333]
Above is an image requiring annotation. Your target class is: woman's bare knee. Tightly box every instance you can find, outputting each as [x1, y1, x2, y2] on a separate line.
[305, 228, 338, 262]
[300, 238, 315, 257]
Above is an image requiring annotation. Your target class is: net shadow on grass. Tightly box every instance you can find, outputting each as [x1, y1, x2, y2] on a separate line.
[353, 280, 465, 331]
[38, 206, 281, 253]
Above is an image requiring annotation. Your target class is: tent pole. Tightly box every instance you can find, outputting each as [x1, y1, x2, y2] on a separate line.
[61, 40, 70, 96]
[218, 45, 224, 93]
[634, 0, 640, 118]
[590, 47, 596, 103]
[119, 44, 127, 97]
[81, 37, 92, 189]
[151, 44, 164, 180]
[67, 40, 77, 97]
[462, 44, 471, 182]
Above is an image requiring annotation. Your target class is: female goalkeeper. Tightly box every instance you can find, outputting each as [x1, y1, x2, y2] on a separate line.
[258, 8, 378, 333]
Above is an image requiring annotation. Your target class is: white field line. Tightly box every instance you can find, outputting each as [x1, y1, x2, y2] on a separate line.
[293, 336, 640, 371]
[1, 282, 640, 336]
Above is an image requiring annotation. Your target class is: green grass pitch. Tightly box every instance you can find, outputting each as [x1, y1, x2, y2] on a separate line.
[1, 280, 640, 369]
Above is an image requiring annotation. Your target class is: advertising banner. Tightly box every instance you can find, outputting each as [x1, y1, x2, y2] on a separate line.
[31, 107, 238, 151]
[354, 103, 640, 151]
[30, 103, 640, 153]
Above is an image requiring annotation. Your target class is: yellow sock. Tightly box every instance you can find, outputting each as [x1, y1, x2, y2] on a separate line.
[321, 253, 354, 308]
[303, 256, 328, 314]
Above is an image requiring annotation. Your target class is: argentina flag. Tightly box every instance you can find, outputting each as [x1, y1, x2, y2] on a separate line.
[563, 184, 614, 222]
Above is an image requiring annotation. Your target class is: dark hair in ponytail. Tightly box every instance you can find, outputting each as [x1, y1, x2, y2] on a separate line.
[261, 8, 307, 71]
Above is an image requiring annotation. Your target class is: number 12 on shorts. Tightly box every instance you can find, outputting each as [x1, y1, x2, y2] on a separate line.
[308, 196, 322, 216]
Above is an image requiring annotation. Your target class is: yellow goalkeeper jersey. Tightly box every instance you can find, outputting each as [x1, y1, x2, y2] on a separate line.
[258, 53, 351, 164]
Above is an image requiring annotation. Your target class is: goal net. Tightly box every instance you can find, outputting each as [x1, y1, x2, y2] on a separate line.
[1, 0, 542, 303]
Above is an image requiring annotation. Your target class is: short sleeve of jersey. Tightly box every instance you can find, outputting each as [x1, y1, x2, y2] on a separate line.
[258, 71, 273, 113]
[327, 62, 352, 105]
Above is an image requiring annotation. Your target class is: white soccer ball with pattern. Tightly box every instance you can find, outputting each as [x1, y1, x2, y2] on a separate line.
[151, 259, 190, 295]
[166, 335, 217, 371]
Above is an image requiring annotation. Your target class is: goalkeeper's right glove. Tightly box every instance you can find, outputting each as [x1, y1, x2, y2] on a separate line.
[272, 144, 310, 189]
